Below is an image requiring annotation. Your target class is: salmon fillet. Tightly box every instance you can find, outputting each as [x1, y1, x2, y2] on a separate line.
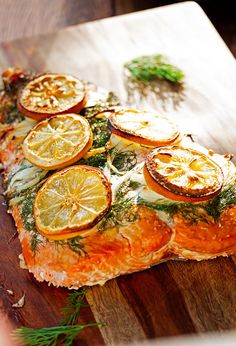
[1, 68, 236, 289]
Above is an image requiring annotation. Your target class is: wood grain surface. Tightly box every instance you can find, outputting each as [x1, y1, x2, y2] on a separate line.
[0, 0, 114, 43]
[1, 2, 236, 345]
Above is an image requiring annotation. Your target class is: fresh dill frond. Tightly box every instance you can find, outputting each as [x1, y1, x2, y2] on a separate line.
[13, 323, 103, 346]
[89, 118, 111, 149]
[112, 150, 137, 172]
[30, 233, 43, 254]
[21, 192, 36, 231]
[78, 152, 107, 169]
[138, 197, 210, 224]
[55, 236, 87, 256]
[81, 91, 120, 149]
[20, 192, 43, 254]
[0, 95, 24, 124]
[67, 236, 87, 257]
[116, 179, 142, 200]
[6, 104, 24, 124]
[98, 198, 138, 231]
[124, 54, 185, 84]
[60, 290, 88, 326]
[81, 91, 120, 119]
[138, 185, 236, 224]
[13, 289, 104, 346]
[205, 185, 236, 220]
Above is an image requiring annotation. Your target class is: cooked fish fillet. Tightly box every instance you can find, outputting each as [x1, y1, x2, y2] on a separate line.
[1, 69, 236, 289]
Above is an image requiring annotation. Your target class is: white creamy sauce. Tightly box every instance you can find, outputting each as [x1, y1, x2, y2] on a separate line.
[104, 134, 236, 227]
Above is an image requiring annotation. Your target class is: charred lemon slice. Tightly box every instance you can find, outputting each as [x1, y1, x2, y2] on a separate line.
[108, 109, 180, 146]
[144, 146, 224, 202]
[17, 74, 86, 120]
[34, 165, 111, 240]
[23, 114, 93, 170]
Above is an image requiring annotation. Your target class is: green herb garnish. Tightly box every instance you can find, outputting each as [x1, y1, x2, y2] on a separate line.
[89, 118, 110, 149]
[21, 192, 37, 231]
[67, 236, 87, 257]
[0, 94, 24, 124]
[81, 91, 120, 119]
[78, 152, 107, 170]
[138, 185, 236, 224]
[98, 198, 138, 231]
[116, 179, 142, 200]
[5, 104, 24, 124]
[81, 91, 120, 149]
[205, 185, 236, 220]
[30, 233, 43, 253]
[55, 236, 87, 257]
[138, 197, 210, 224]
[112, 150, 137, 172]
[20, 191, 44, 253]
[60, 290, 88, 326]
[13, 289, 103, 346]
[124, 54, 185, 83]
[13, 323, 102, 346]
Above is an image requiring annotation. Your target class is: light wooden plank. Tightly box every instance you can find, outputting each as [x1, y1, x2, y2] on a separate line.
[0, 2, 236, 344]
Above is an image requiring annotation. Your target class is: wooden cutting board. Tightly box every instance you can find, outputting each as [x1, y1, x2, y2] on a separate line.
[1, 2, 236, 345]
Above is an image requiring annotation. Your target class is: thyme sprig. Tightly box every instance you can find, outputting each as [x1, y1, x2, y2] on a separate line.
[124, 54, 185, 84]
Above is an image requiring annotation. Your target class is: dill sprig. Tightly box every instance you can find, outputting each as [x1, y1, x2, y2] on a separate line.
[55, 236, 87, 257]
[67, 237, 87, 257]
[13, 289, 103, 346]
[116, 180, 142, 200]
[30, 233, 43, 253]
[0, 93, 24, 124]
[124, 54, 185, 84]
[78, 152, 107, 170]
[205, 185, 236, 220]
[5, 104, 24, 124]
[138, 197, 210, 224]
[89, 118, 110, 149]
[81, 91, 119, 149]
[13, 323, 102, 346]
[98, 197, 138, 231]
[81, 91, 120, 119]
[60, 290, 89, 326]
[138, 185, 236, 224]
[112, 150, 137, 172]
[21, 192, 37, 231]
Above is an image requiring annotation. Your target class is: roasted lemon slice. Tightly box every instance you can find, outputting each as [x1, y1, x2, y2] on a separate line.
[34, 165, 111, 240]
[108, 109, 180, 146]
[144, 146, 224, 202]
[17, 74, 86, 120]
[23, 114, 93, 170]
